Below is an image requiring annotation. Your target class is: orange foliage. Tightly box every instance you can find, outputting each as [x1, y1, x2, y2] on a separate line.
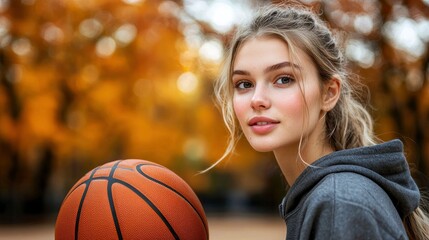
[1, 0, 429, 219]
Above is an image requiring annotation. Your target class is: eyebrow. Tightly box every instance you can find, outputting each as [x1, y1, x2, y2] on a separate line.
[232, 61, 301, 76]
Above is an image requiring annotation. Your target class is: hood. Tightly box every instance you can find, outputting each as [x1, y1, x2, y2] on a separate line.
[281, 139, 420, 219]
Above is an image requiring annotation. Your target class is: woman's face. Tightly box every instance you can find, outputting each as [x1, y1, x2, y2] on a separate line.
[232, 36, 325, 152]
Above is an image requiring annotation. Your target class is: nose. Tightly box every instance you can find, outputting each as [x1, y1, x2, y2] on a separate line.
[250, 84, 271, 111]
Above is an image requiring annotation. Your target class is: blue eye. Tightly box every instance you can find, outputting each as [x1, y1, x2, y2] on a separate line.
[275, 76, 294, 85]
[235, 81, 253, 89]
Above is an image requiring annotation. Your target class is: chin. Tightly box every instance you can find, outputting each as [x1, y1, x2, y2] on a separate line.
[249, 143, 275, 153]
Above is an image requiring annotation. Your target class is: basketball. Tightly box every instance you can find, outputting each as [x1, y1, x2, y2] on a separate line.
[55, 159, 209, 240]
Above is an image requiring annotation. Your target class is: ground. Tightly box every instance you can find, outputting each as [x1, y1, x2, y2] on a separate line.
[0, 214, 286, 240]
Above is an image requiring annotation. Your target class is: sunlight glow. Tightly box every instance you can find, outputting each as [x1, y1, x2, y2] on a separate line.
[114, 23, 137, 46]
[184, 0, 252, 34]
[12, 38, 32, 56]
[158, 1, 180, 17]
[346, 39, 375, 68]
[199, 39, 223, 63]
[96, 37, 116, 57]
[207, 1, 235, 33]
[354, 14, 374, 35]
[177, 72, 198, 94]
[383, 18, 426, 59]
[41, 23, 64, 44]
[182, 23, 203, 48]
[79, 18, 103, 39]
[122, 0, 144, 5]
[417, 18, 429, 42]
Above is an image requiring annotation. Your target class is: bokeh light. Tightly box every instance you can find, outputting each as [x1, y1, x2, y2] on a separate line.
[122, 0, 144, 5]
[95, 36, 116, 57]
[177, 71, 198, 94]
[41, 23, 64, 44]
[346, 39, 375, 68]
[199, 39, 223, 63]
[11, 38, 32, 56]
[184, 0, 252, 33]
[113, 23, 137, 46]
[383, 18, 426, 59]
[79, 18, 103, 39]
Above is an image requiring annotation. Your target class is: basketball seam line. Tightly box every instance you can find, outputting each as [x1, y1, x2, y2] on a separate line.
[137, 164, 209, 239]
[113, 178, 181, 240]
[108, 161, 124, 240]
[74, 165, 100, 240]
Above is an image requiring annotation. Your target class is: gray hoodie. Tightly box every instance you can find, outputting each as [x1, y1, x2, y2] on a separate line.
[279, 140, 420, 240]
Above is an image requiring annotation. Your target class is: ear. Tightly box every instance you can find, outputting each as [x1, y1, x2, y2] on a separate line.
[321, 75, 341, 112]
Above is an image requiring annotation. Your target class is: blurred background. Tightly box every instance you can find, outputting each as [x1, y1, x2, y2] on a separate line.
[0, 0, 429, 238]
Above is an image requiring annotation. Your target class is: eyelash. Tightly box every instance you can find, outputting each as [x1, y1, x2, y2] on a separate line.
[275, 75, 295, 85]
[233, 75, 295, 89]
[234, 81, 253, 89]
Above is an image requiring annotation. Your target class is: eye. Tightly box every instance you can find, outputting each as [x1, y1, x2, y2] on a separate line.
[275, 76, 294, 85]
[235, 81, 253, 89]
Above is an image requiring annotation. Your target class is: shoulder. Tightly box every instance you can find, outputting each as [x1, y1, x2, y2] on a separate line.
[303, 172, 405, 238]
[306, 172, 402, 218]
[308, 172, 391, 207]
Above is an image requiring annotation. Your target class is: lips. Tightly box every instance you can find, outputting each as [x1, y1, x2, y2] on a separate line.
[248, 116, 280, 134]
[248, 116, 280, 126]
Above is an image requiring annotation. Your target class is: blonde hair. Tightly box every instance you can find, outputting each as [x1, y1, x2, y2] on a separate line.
[211, 2, 429, 239]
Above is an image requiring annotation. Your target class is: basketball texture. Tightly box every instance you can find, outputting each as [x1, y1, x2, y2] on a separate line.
[55, 159, 208, 240]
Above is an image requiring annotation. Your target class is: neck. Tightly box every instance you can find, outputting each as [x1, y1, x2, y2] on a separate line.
[274, 137, 334, 186]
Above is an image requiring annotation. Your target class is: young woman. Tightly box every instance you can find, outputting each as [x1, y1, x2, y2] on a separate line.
[211, 3, 429, 239]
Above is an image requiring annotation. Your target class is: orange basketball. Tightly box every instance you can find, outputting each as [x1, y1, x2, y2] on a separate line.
[55, 159, 208, 240]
